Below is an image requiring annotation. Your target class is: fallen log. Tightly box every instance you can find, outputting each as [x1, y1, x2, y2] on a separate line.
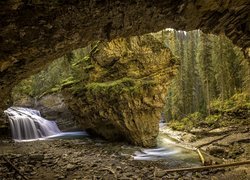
[2, 156, 28, 180]
[196, 134, 231, 148]
[196, 148, 205, 165]
[164, 160, 250, 173]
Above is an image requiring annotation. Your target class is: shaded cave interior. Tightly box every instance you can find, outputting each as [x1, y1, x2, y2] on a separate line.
[0, 1, 249, 146]
[3, 28, 249, 147]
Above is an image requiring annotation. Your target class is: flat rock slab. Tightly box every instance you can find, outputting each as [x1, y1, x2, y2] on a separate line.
[191, 135, 227, 148]
[216, 133, 250, 146]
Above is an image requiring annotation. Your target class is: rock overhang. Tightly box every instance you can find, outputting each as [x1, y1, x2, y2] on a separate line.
[0, 0, 249, 126]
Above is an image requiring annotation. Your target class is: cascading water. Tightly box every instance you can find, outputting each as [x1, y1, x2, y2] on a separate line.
[133, 122, 201, 165]
[4, 107, 61, 140]
[4, 107, 88, 141]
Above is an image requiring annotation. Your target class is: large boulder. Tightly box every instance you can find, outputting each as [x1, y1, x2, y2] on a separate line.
[63, 33, 178, 147]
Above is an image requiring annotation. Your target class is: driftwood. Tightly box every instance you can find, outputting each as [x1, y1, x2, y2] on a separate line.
[196, 148, 205, 165]
[2, 156, 28, 180]
[198, 148, 223, 165]
[164, 160, 250, 173]
[196, 134, 231, 148]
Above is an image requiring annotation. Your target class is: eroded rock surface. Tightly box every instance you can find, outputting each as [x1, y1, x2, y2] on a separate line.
[63, 34, 178, 147]
[12, 93, 77, 131]
[0, 0, 249, 112]
[35, 94, 78, 131]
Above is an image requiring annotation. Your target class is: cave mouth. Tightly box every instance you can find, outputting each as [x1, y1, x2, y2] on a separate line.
[0, 1, 249, 178]
[4, 28, 249, 147]
[1, 27, 249, 179]
[161, 29, 249, 133]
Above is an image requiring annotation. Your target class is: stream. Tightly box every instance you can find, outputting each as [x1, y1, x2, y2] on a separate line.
[4, 107, 201, 167]
[133, 125, 201, 166]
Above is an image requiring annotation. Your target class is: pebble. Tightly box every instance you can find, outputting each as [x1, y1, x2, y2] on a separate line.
[155, 169, 166, 177]
[66, 163, 75, 171]
[1, 138, 247, 180]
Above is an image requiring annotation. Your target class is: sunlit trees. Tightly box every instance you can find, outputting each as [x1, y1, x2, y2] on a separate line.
[164, 30, 248, 122]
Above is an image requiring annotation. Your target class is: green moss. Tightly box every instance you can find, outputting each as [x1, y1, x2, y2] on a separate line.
[168, 112, 203, 131]
[72, 55, 91, 67]
[86, 78, 138, 94]
[203, 114, 221, 127]
[37, 77, 81, 98]
[169, 93, 250, 131]
[210, 92, 250, 112]
[38, 86, 61, 98]
[70, 76, 157, 98]
[169, 121, 186, 131]
[90, 41, 100, 55]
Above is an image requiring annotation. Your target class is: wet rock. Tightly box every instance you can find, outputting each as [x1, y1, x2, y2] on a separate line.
[155, 169, 166, 177]
[12, 94, 35, 108]
[66, 164, 76, 171]
[181, 133, 197, 142]
[227, 143, 245, 159]
[190, 128, 211, 135]
[186, 172, 193, 178]
[207, 146, 228, 157]
[35, 93, 78, 130]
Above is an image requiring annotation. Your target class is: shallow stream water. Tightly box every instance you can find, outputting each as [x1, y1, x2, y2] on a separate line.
[132, 127, 201, 166]
[4, 107, 201, 167]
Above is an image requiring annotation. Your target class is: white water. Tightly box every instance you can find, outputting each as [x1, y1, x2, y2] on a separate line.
[133, 123, 200, 164]
[4, 107, 87, 142]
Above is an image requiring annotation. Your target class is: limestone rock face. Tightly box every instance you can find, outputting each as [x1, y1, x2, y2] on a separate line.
[35, 94, 77, 131]
[12, 93, 77, 131]
[63, 34, 178, 147]
[13, 94, 35, 108]
[0, 0, 249, 113]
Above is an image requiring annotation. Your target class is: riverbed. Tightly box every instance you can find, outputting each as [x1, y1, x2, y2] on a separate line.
[1, 131, 246, 180]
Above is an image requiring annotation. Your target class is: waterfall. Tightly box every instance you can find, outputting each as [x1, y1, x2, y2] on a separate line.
[4, 107, 61, 141]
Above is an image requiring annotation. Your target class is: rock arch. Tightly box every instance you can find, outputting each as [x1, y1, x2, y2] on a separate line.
[0, 0, 249, 134]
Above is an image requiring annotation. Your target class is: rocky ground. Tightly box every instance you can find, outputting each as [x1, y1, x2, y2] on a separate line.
[161, 124, 250, 178]
[161, 125, 250, 160]
[0, 132, 249, 180]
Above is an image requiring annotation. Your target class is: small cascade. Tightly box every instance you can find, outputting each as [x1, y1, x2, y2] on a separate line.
[133, 122, 201, 165]
[4, 107, 61, 141]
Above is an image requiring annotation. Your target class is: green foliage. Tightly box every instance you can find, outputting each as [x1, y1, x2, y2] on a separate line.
[203, 114, 221, 127]
[168, 121, 186, 131]
[210, 92, 250, 112]
[12, 41, 100, 99]
[168, 93, 250, 131]
[168, 112, 203, 131]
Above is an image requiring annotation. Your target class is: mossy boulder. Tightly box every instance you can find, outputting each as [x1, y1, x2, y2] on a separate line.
[63, 33, 178, 147]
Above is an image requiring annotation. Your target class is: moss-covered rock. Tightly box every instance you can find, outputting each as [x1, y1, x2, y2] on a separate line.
[63, 33, 178, 147]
